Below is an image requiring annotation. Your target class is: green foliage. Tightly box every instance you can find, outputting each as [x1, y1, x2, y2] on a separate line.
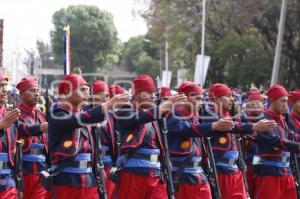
[50, 5, 118, 73]
[120, 35, 160, 78]
[138, 0, 300, 89]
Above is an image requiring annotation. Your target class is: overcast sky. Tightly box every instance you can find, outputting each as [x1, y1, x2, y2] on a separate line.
[0, 0, 148, 67]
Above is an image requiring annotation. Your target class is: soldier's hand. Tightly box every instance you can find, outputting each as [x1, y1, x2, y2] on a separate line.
[253, 119, 277, 132]
[0, 108, 20, 129]
[40, 122, 48, 133]
[160, 94, 187, 115]
[212, 119, 235, 131]
[102, 93, 131, 112]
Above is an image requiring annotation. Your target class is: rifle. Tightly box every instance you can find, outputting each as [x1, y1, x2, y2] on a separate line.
[15, 141, 23, 199]
[284, 113, 300, 198]
[11, 88, 23, 198]
[155, 83, 175, 199]
[231, 102, 250, 199]
[200, 103, 221, 199]
[90, 83, 108, 199]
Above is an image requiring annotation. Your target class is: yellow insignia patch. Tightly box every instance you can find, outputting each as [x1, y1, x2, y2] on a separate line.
[18, 139, 25, 145]
[273, 147, 279, 151]
[63, 141, 73, 148]
[219, 137, 227, 144]
[180, 140, 190, 149]
[126, 134, 133, 142]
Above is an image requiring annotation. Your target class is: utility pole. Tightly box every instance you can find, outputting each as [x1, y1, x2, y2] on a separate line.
[270, 0, 288, 86]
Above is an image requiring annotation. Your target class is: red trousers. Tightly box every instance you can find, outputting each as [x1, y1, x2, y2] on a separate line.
[0, 187, 17, 199]
[23, 173, 48, 199]
[246, 164, 257, 198]
[104, 168, 116, 199]
[218, 171, 247, 199]
[254, 175, 297, 199]
[117, 171, 167, 199]
[52, 186, 98, 199]
[175, 182, 212, 199]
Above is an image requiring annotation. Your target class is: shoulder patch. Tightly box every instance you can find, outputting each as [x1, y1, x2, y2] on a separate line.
[126, 134, 134, 142]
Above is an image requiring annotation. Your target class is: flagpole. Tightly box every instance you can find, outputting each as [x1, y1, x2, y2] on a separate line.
[270, 0, 288, 86]
[200, 0, 206, 86]
[63, 25, 71, 75]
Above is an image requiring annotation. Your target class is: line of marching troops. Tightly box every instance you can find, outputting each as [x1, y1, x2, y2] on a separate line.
[0, 72, 299, 199]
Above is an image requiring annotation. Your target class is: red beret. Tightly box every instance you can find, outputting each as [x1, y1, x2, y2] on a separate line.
[177, 81, 203, 97]
[248, 91, 263, 102]
[160, 87, 171, 98]
[209, 83, 232, 100]
[58, 73, 87, 95]
[92, 80, 108, 95]
[267, 84, 288, 102]
[133, 75, 156, 93]
[0, 73, 8, 82]
[289, 89, 300, 104]
[16, 76, 38, 92]
[109, 85, 125, 98]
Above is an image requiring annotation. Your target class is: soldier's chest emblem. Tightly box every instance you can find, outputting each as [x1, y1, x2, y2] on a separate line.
[18, 138, 25, 145]
[126, 134, 134, 142]
[219, 137, 227, 144]
[180, 140, 190, 149]
[63, 140, 73, 148]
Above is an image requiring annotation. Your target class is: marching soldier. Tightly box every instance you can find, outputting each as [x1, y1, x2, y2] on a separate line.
[115, 74, 185, 199]
[204, 83, 276, 199]
[0, 73, 47, 199]
[165, 81, 235, 199]
[48, 74, 129, 199]
[254, 84, 300, 198]
[241, 91, 265, 198]
[16, 76, 49, 199]
[289, 89, 300, 169]
[91, 80, 116, 199]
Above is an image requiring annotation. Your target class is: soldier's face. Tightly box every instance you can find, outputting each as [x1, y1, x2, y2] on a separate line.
[0, 80, 8, 105]
[21, 87, 40, 106]
[93, 92, 109, 105]
[68, 85, 90, 108]
[246, 100, 264, 116]
[135, 91, 155, 109]
[187, 94, 203, 112]
[292, 100, 300, 115]
[271, 96, 288, 114]
[216, 94, 234, 111]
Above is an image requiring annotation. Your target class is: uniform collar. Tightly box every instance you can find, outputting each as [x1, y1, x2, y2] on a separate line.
[266, 109, 284, 127]
[19, 103, 36, 116]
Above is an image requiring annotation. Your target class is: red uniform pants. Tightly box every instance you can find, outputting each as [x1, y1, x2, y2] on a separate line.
[0, 187, 17, 199]
[23, 173, 47, 199]
[117, 171, 167, 199]
[246, 164, 257, 198]
[175, 182, 212, 199]
[52, 185, 99, 199]
[254, 175, 297, 199]
[218, 171, 247, 199]
[104, 167, 116, 199]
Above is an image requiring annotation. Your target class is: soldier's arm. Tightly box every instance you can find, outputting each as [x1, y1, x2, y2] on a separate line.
[256, 130, 300, 153]
[16, 121, 42, 136]
[49, 105, 105, 132]
[166, 115, 212, 138]
[116, 107, 156, 129]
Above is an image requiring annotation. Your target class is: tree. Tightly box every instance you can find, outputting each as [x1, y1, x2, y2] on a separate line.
[120, 35, 160, 78]
[51, 5, 118, 73]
